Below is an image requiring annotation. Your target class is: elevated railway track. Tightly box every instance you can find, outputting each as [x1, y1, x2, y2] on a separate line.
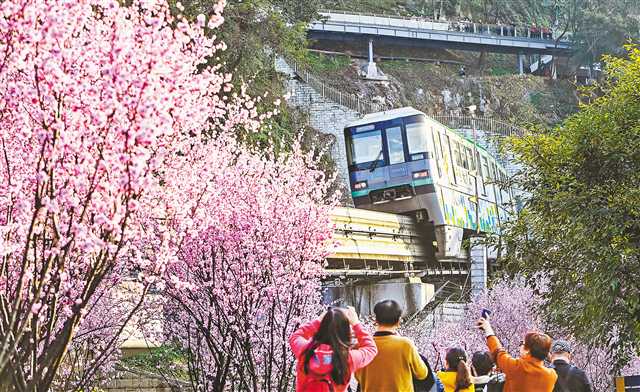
[327, 207, 471, 279]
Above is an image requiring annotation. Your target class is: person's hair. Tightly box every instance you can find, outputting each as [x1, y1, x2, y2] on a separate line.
[471, 351, 494, 376]
[524, 332, 553, 360]
[303, 308, 351, 384]
[373, 299, 403, 326]
[446, 347, 472, 391]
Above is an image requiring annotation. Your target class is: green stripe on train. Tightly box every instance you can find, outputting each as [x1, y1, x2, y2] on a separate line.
[412, 178, 434, 186]
[351, 189, 369, 198]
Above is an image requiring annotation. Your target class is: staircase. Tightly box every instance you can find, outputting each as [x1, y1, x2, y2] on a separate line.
[405, 280, 469, 328]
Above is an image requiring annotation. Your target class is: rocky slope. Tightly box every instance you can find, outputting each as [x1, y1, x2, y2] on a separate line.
[305, 44, 578, 127]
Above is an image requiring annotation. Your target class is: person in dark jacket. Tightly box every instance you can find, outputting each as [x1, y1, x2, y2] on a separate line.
[471, 351, 505, 392]
[550, 340, 592, 392]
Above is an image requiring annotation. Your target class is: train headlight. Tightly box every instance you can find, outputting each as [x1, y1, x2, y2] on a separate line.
[354, 181, 368, 190]
[412, 170, 429, 179]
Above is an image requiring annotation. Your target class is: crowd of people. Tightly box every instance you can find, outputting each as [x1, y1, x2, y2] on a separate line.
[289, 300, 592, 392]
[446, 20, 554, 40]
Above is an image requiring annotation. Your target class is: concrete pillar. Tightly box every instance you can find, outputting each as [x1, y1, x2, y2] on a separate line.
[322, 278, 435, 317]
[363, 39, 388, 81]
[470, 237, 488, 298]
[518, 53, 525, 75]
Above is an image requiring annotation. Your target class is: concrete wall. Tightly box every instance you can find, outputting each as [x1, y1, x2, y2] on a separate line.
[275, 57, 360, 200]
[100, 369, 190, 392]
[323, 277, 435, 316]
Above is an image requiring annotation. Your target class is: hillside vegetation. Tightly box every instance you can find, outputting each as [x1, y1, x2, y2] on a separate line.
[305, 47, 577, 126]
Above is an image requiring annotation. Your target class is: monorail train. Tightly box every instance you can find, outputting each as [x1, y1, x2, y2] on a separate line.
[344, 107, 513, 260]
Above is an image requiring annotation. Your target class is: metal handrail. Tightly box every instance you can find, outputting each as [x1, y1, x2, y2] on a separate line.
[279, 57, 528, 137]
[433, 115, 527, 138]
[284, 56, 387, 114]
[318, 9, 571, 42]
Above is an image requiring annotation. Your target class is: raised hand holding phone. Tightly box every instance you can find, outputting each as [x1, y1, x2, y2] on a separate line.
[342, 306, 360, 326]
[476, 314, 495, 337]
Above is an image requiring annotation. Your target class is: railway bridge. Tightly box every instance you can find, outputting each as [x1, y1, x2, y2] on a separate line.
[309, 11, 572, 77]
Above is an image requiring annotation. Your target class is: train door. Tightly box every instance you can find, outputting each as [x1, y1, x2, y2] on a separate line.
[445, 135, 457, 184]
[430, 128, 442, 178]
[384, 123, 407, 187]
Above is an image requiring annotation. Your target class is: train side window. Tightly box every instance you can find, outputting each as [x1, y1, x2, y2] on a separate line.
[453, 142, 462, 167]
[405, 122, 428, 161]
[491, 162, 498, 181]
[481, 156, 489, 194]
[466, 147, 476, 172]
[386, 126, 405, 165]
[461, 146, 469, 170]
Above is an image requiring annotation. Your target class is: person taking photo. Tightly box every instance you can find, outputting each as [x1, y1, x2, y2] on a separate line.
[476, 316, 557, 391]
[289, 306, 378, 392]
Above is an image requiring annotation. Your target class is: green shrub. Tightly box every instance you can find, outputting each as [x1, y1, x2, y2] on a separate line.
[120, 345, 188, 380]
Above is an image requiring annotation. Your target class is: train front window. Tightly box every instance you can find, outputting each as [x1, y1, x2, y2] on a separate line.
[348, 130, 383, 168]
[406, 122, 428, 160]
[386, 126, 405, 165]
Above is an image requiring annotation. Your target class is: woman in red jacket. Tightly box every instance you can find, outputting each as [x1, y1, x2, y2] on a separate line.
[289, 306, 378, 392]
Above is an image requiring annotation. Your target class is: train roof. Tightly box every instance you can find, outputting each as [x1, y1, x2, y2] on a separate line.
[347, 106, 498, 160]
[346, 107, 424, 128]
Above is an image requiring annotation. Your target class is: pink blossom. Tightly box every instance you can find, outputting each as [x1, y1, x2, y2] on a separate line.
[0, 0, 265, 387]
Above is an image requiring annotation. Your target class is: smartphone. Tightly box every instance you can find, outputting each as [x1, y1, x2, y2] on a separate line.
[481, 308, 492, 319]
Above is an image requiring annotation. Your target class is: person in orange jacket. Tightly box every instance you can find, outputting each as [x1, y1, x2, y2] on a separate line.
[477, 317, 557, 391]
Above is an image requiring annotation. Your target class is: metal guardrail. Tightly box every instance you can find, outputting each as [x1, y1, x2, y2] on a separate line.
[285, 57, 386, 115]
[319, 9, 571, 43]
[433, 115, 527, 138]
[280, 58, 528, 137]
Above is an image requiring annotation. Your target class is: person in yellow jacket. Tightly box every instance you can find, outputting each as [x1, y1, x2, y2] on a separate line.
[436, 348, 475, 392]
[355, 300, 431, 392]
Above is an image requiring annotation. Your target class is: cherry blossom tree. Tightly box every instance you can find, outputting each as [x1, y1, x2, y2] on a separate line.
[406, 277, 640, 390]
[0, 0, 262, 389]
[160, 137, 337, 392]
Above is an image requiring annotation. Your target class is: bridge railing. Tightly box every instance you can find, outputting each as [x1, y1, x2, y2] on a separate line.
[319, 9, 571, 43]
[284, 56, 386, 114]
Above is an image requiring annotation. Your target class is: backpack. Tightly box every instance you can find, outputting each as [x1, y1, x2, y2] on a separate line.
[301, 369, 335, 392]
[484, 374, 505, 392]
[413, 354, 439, 392]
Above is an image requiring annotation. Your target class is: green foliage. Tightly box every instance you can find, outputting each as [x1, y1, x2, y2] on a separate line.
[489, 65, 513, 76]
[559, 0, 640, 66]
[305, 52, 351, 73]
[120, 346, 189, 380]
[499, 46, 640, 370]
[168, 0, 322, 154]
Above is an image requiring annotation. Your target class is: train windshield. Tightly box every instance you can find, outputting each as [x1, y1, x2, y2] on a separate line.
[405, 121, 429, 160]
[347, 129, 383, 167]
